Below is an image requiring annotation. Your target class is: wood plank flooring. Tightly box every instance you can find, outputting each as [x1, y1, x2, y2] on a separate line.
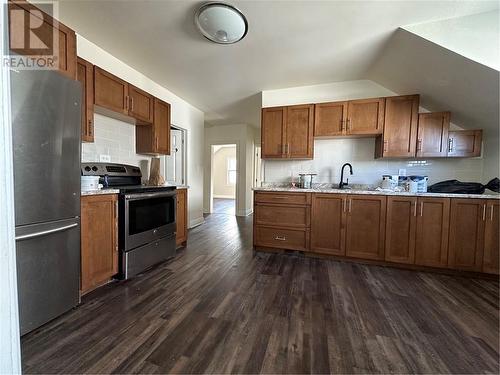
[22, 212, 499, 374]
[213, 198, 236, 215]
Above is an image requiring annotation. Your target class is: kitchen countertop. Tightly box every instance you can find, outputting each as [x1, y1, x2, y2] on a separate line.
[253, 186, 500, 199]
[81, 189, 120, 196]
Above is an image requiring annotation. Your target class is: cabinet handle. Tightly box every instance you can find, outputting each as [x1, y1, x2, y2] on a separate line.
[348, 198, 352, 213]
[274, 236, 286, 241]
[281, 144, 285, 154]
[448, 138, 453, 153]
[88, 120, 93, 136]
[125, 95, 129, 110]
[420, 202, 423, 217]
[346, 118, 351, 131]
[490, 205, 494, 221]
[130, 96, 134, 111]
[416, 139, 422, 151]
[340, 119, 345, 132]
[287, 143, 291, 155]
[483, 204, 486, 221]
[413, 201, 417, 217]
[115, 200, 118, 220]
[383, 140, 388, 152]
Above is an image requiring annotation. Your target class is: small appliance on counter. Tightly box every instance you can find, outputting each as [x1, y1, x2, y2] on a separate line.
[298, 173, 317, 189]
[407, 176, 429, 193]
[381, 175, 399, 190]
[81, 176, 101, 192]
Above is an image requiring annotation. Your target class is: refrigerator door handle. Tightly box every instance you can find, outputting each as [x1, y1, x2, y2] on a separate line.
[15, 223, 78, 241]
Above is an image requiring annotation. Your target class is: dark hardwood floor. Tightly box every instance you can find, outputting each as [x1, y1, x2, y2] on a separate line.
[213, 198, 236, 215]
[22, 213, 499, 374]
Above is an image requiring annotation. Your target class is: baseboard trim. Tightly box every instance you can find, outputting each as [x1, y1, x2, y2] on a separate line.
[236, 208, 253, 217]
[189, 216, 205, 229]
[213, 195, 236, 199]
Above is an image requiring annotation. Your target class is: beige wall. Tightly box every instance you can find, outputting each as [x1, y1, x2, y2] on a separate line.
[213, 146, 236, 198]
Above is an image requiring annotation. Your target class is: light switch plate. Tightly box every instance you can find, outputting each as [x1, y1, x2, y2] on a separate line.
[398, 168, 407, 176]
[99, 154, 111, 162]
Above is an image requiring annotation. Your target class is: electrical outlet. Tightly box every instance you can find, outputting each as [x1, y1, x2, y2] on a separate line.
[398, 168, 407, 176]
[99, 154, 111, 162]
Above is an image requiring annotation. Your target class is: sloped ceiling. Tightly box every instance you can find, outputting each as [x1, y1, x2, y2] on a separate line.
[56, 0, 499, 128]
[367, 28, 499, 135]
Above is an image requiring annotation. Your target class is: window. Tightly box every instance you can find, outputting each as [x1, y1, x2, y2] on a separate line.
[227, 157, 237, 185]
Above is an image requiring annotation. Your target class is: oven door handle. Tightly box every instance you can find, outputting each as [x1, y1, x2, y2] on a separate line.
[124, 191, 176, 200]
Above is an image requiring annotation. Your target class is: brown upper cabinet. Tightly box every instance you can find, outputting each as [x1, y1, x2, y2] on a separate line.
[347, 98, 385, 135]
[8, 0, 77, 79]
[376, 95, 419, 158]
[314, 98, 384, 137]
[261, 104, 314, 159]
[448, 199, 486, 272]
[314, 101, 347, 137]
[94, 66, 129, 115]
[128, 85, 154, 124]
[416, 112, 450, 157]
[483, 200, 499, 275]
[77, 57, 94, 142]
[448, 130, 482, 157]
[136, 98, 171, 155]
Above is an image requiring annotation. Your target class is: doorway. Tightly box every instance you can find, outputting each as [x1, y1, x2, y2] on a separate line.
[211, 144, 237, 215]
[165, 126, 186, 186]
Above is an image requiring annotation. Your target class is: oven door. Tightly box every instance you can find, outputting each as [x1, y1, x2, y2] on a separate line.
[124, 191, 176, 251]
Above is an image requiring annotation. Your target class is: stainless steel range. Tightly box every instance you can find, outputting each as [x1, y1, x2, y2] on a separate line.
[81, 163, 177, 279]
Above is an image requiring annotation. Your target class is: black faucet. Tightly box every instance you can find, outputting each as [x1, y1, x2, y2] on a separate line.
[339, 163, 353, 189]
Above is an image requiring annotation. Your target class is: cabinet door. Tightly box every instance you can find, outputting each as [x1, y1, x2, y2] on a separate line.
[483, 200, 499, 274]
[94, 66, 129, 115]
[314, 102, 347, 137]
[448, 199, 485, 271]
[261, 107, 286, 159]
[77, 57, 94, 142]
[286, 104, 314, 159]
[385, 196, 417, 264]
[310, 194, 346, 255]
[345, 195, 386, 260]
[415, 198, 450, 268]
[448, 130, 482, 157]
[153, 98, 171, 154]
[176, 189, 187, 246]
[128, 85, 154, 123]
[81, 194, 118, 294]
[346, 98, 385, 135]
[8, 0, 77, 79]
[381, 95, 419, 157]
[416, 112, 450, 157]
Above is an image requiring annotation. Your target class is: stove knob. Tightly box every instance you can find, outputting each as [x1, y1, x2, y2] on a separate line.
[84, 166, 91, 172]
[91, 166, 98, 172]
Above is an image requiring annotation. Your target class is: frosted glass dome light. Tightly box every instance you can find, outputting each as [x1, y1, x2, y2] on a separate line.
[195, 2, 248, 44]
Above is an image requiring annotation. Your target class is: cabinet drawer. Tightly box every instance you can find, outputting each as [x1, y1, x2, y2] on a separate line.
[255, 204, 310, 228]
[255, 226, 308, 251]
[254, 191, 310, 205]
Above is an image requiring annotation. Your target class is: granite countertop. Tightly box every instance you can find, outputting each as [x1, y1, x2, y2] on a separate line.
[253, 186, 500, 200]
[81, 189, 120, 196]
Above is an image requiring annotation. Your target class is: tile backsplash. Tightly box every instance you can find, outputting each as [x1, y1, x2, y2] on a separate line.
[263, 138, 484, 187]
[81, 114, 156, 182]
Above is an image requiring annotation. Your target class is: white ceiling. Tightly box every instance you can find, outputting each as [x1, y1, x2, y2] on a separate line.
[58, 0, 498, 127]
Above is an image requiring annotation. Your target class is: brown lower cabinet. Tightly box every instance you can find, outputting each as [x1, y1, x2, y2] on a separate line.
[176, 189, 188, 247]
[385, 196, 450, 267]
[303, 193, 386, 260]
[483, 200, 499, 274]
[81, 194, 118, 294]
[448, 199, 486, 272]
[255, 191, 498, 276]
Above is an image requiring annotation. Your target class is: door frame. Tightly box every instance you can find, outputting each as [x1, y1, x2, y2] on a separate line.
[207, 141, 240, 215]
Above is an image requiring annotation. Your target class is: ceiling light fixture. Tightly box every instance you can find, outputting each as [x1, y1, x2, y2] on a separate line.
[194, 2, 248, 44]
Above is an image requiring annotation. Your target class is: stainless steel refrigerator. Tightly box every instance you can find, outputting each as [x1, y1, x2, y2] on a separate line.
[11, 69, 81, 335]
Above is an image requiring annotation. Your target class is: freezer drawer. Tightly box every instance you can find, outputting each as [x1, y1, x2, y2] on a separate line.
[16, 218, 80, 335]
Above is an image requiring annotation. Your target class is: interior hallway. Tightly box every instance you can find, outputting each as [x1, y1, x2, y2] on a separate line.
[213, 198, 236, 215]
